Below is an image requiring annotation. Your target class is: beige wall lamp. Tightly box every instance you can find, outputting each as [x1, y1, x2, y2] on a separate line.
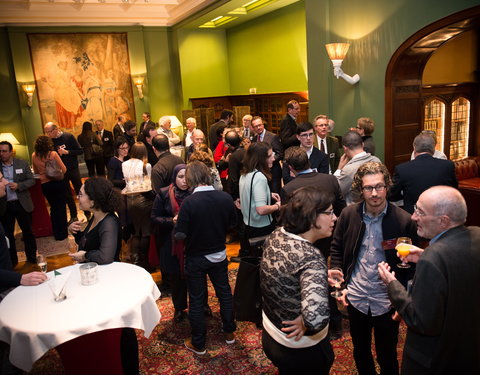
[22, 84, 36, 107]
[325, 43, 360, 85]
[132, 76, 145, 99]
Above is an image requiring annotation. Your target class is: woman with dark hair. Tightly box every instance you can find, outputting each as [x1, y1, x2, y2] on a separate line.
[77, 121, 105, 177]
[238, 142, 280, 254]
[121, 142, 153, 269]
[260, 186, 337, 374]
[32, 135, 68, 241]
[68, 177, 122, 264]
[107, 137, 129, 189]
[151, 164, 190, 322]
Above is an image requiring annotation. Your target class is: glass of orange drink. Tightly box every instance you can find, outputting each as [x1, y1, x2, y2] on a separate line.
[396, 237, 412, 268]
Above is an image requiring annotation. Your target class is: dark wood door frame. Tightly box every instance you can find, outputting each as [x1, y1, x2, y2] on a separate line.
[384, 5, 480, 171]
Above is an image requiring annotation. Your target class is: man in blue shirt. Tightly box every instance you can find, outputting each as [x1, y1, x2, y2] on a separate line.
[331, 161, 417, 375]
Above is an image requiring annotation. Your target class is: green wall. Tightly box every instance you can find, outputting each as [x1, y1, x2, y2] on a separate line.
[226, 0, 307, 95]
[305, 0, 480, 160]
[176, 28, 231, 109]
[0, 28, 29, 161]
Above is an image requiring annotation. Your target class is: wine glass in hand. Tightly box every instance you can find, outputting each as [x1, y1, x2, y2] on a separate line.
[330, 267, 344, 298]
[36, 254, 47, 273]
[396, 237, 412, 269]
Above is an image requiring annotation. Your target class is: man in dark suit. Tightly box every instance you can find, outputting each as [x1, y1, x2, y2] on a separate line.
[95, 120, 114, 173]
[282, 121, 329, 185]
[313, 114, 341, 173]
[0, 141, 36, 266]
[139, 112, 156, 137]
[379, 186, 480, 375]
[151, 134, 184, 193]
[388, 133, 458, 214]
[209, 109, 234, 152]
[140, 124, 160, 166]
[113, 114, 127, 139]
[279, 99, 301, 150]
[251, 116, 283, 194]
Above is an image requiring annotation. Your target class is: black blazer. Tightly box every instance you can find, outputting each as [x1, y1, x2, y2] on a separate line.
[279, 114, 300, 150]
[282, 146, 329, 185]
[98, 129, 114, 158]
[314, 135, 341, 172]
[389, 153, 458, 214]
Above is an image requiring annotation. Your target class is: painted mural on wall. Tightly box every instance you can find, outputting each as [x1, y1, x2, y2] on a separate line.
[28, 33, 135, 136]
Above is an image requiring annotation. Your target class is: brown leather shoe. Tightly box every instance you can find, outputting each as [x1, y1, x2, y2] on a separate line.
[184, 338, 206, 355]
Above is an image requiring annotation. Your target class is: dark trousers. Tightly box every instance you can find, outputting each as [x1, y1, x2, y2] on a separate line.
[0, 200, 37, 265]
[348, 304, 399, 375]
[41, 180, 68, 241]
[85, 157, 105, 177]
[63, 167, 82, 219]
[185, 255, 236, 349]
[262, 329, 334, 375]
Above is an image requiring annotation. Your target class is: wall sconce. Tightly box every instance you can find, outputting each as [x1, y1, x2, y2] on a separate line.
[132, 76, 145, 99]
[22, 84, 36, 107]
[325, 43, 360, 85]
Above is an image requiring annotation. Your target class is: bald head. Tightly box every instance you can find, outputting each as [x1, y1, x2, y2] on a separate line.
[44, 122, 60, 138]
[191, 129, 205, 146]
[422, 186, 466, 224]
[414, 186, 466, 239]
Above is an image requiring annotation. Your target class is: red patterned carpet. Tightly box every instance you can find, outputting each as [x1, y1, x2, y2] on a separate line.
[30, 269, 407, 374]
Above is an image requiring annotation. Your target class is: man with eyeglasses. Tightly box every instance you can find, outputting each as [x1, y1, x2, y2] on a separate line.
[313, 114, 341, 174]
[378, 186, 480, 375]
[389, 132, 457, 214]
[331, 161, 418, 375]
[282, 122, 328, 185]
[334, 130, 380, 205]
[0, 141, 37, 266]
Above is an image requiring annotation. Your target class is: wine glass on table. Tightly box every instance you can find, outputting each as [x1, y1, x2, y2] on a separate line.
[396, 237, 412, 269]
[36, 254, 47, 273]
[330, 267, 344, 298]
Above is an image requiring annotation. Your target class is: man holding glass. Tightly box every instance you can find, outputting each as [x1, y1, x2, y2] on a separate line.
[378, 186, 480, 375]
[331, 161, 417, 375]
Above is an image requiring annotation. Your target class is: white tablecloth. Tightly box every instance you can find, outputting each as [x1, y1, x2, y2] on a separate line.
[0, 262, 161, 371]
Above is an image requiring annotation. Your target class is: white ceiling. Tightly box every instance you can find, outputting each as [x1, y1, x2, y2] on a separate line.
[0, 0, 218, 27]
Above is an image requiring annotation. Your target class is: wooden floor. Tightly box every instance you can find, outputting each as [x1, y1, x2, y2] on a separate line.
[14, 240, 241, 283]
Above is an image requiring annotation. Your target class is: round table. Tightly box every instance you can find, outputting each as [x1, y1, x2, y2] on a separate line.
[0, 262, 161, 372]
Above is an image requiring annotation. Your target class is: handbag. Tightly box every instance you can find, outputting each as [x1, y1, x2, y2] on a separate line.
[233, 256, 262, 323]
[45, 154, 64, 181]
[91, 143, 103, 158]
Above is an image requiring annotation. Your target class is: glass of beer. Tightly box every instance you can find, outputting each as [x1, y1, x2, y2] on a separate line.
[396, 237, 412, 269]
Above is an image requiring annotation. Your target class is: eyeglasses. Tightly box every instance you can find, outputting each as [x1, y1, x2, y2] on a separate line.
[362, 184, 386, 192]
[319, 209, 335, 217]
[413, 204, 427, 217]
[299, 132, 314, 138]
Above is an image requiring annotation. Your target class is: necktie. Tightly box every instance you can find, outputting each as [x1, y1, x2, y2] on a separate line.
[320, 139, 325, 153]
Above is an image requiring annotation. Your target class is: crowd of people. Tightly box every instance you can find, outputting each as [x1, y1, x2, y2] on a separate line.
[1, 101, 478, 375]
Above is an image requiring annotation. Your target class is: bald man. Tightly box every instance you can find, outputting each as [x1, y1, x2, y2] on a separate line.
[378, 186, 480, 375]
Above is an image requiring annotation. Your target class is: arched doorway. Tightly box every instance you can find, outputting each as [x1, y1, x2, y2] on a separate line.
[384, 5, 480, 171]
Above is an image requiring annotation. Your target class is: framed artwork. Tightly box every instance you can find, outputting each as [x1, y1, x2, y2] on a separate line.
[28, 33, 136, 136]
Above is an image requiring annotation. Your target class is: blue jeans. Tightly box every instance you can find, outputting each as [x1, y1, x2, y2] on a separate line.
[185, 255, 236, 349]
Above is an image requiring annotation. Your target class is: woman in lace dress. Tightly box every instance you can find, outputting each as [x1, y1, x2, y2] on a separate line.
[260, 186, 337, 374]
